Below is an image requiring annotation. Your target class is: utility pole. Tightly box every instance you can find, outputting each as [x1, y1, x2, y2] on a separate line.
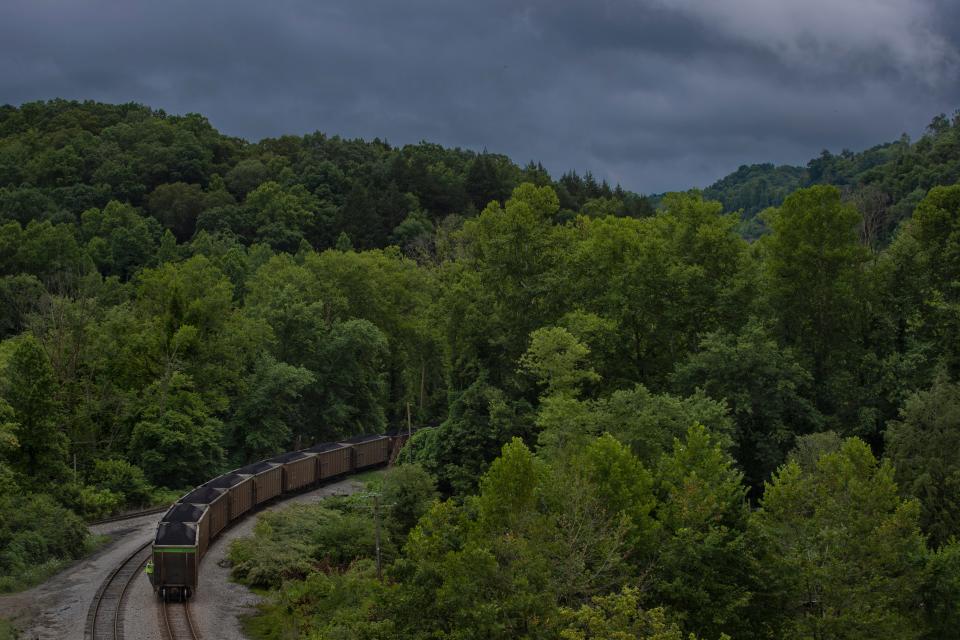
[360, 490, 390, 581]
[406, 402, 412, 438]
[374, 494, 382, 581]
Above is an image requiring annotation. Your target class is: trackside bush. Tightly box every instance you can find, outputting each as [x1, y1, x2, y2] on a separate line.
[0, 493, 89, 592]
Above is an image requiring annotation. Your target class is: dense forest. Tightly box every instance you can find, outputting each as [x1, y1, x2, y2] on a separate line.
[702, 114, 960, 242]
[2, 99, 960, 638]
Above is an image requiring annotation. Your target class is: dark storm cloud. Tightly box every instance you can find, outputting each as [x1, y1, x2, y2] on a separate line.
[2, 0, 959, 192]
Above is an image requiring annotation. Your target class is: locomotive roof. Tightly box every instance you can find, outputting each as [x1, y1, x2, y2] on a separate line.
[235, 460, 279, 475]
[181, 486, 227, 505]
[339, 434, 387, 444]
[156, 521, 198, 546]
[305, 442, 348, 452]
[269, 450, 313, 463]
[162, 503, 206, 523]
[205, 472, 251, 488]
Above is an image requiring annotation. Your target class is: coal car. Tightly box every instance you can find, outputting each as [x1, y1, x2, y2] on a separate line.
[338, 434, 391, 469]
[268, 450, 318, 491]
[306, 442, 352, 479]
[152, 504, 203, 601]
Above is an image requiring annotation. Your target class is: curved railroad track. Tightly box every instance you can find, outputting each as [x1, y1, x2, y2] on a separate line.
[85, 540, 153, 640]
[162, 600, 198, 640]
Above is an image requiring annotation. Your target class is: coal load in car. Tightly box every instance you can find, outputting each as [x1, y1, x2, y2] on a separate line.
[162, 502, 211, 557]
[205, 473, 255, 521]
[181, 486, 229, 538]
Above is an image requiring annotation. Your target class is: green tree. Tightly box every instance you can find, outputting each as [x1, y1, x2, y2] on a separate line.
[401, 376, 534, 495]
[390, 206, 434, 257]
[556, 587, 714, 640]
[457, 183, 563, 384]
[519, 326, 600, 396]
[128, 372, 224, 487]
[244, 253, 394, 440]
[0, 493, 88, 588]
[651, 424, 754, 639]
[753, 438, 926, 640]
[577, 434, 659, 561]
[390, 493, 556, 640]
[885, 374, 960, 545]
[520, 326, 602, 456]
[225, 157, 274, 198]
[0, 334, 69, 485]
[130, 254, 256, 414]
[466, 153, 514, 209]
[0, 274, 45, 339]
[228, 353, 314, 461]
[557, 193, 752, 387]
[0, 220, 88, 285]
[673, 320, 823, 491]
[597, 385, 733, 466]
[381, 463, 439, 540]
[760, 185, 871, 426]
[303, 248, 443, 425]
[909, 184, 960, 377]
[787, 430, 843, 471]
[88, 458, 153, 508]
[476, 437, 547, 533]
[921, 541, 960, 639]
[0, 399, 19, 494]
[146, 181, 219, 241]
[80, 200, 161, 279]
[244, 181, 317, 252]
[310, 318, 389, 436]
[334, 231, 353, 252]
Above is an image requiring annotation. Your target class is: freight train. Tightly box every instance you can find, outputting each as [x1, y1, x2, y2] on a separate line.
[149, 433, 398, 601]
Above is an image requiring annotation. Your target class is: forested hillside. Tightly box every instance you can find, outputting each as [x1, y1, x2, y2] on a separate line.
[703, 112, 960, 243]
[0, 99, 650, 253]
[2, 99, 960, 638]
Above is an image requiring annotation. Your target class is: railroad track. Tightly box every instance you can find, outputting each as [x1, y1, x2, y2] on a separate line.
[88, 506, 169, 526]
[85, 540, 152, 640]
[162, 600, 198, 640]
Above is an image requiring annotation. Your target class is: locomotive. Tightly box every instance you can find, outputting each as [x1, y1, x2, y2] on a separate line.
[149, 433, 399, 601]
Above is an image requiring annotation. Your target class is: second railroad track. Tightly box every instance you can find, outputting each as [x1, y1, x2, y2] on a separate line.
[85, 540, 152, 640]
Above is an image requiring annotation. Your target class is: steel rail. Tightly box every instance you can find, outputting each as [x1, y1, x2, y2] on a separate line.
[162, 599, 199, 640]
[84, 540, 152, 640]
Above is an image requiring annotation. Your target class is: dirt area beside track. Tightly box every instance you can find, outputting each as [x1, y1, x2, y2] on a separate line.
[0, 512, 160, 640]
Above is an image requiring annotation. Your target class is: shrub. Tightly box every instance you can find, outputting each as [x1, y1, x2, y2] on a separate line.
[0, 493, 89, 591]
[53, 482, 123, 520]
[230, 502, 392, 590]
[89, 458, 154, 507]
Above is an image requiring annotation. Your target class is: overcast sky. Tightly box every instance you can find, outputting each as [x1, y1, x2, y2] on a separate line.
[2, 0, 959, 193]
